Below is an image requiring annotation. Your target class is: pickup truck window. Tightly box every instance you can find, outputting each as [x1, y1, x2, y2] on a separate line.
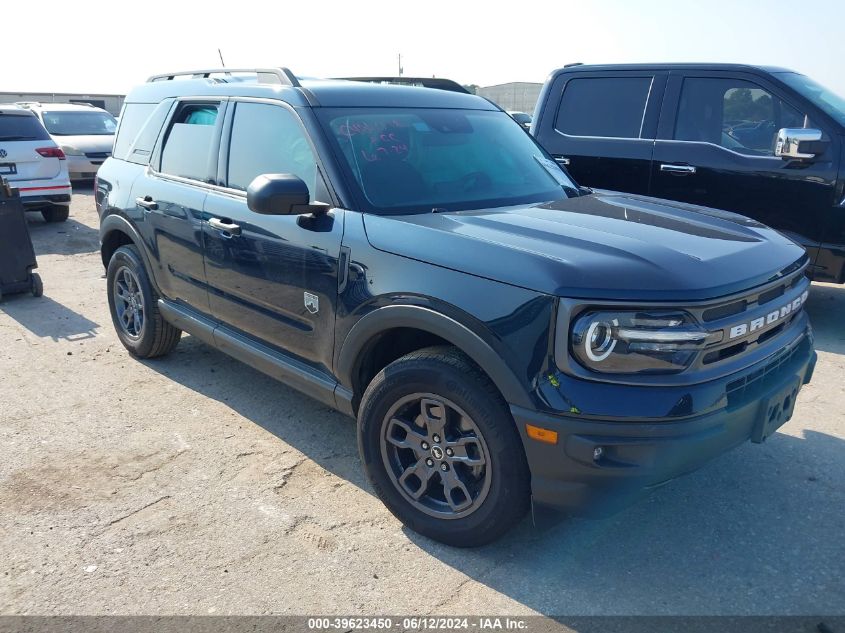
[319, 108, 575, 215]
[555, 77, 652, 139]
[675, 78, 805, 156]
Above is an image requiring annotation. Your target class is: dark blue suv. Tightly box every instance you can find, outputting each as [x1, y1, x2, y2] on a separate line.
[96, 68, 816, 546]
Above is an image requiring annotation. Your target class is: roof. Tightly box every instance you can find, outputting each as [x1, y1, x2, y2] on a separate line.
[550, 63, 798, 76]
[125, 71, 495, 110]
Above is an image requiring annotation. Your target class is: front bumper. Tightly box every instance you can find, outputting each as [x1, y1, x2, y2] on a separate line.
[66, 155, 106, 180]
[513, 326, 816, 516]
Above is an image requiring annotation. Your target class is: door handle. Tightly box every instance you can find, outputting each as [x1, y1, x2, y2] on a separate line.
[554, 156, 571, 166]
[660, 164, 697, 175]
[208, 217, 241, 236]
[135, 195, 158, 210]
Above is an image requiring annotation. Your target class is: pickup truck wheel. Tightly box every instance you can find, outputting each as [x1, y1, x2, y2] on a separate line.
[106, 245, 181, 358]
[358, 346, 530, 547]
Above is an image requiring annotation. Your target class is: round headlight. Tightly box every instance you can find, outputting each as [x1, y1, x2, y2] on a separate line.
[584, 319, 617, 362]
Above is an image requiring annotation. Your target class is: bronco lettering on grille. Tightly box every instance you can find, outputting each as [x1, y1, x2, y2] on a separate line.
[728, 290, 809, 340]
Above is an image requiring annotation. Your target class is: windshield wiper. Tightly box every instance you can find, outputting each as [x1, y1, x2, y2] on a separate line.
[0, 135, 37, 141]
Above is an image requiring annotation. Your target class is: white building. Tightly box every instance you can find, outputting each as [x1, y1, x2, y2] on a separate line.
[477, 82, 543, 114]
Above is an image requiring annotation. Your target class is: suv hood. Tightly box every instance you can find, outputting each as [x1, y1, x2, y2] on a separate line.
[362, 191, 808, 301]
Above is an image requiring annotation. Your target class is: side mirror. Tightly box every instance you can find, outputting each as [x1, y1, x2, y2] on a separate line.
[775, 128, 825, 160]
[246, 174, 329, 215]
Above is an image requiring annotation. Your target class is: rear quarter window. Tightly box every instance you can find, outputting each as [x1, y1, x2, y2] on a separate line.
[0, 112, 51, 141]
[554, 76, 653, 138]
[112, 104, 157, 161]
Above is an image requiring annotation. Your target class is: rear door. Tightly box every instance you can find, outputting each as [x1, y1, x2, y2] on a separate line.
[0, 111, 61, 182]
[202, 99, 343, 374]
[533, 71, 666, 194]
[131, 99, 226, 313]
[650, 70, 839, 255]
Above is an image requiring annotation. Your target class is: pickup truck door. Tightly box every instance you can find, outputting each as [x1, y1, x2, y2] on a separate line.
[650, 70, 839, 274]
[202, 100, 343, 374]
[533, 71, 666, 195]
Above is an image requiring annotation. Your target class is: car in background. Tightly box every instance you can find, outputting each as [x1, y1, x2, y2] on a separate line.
[531, 63, 845, 284]
[19, 102, 117, 180]
[0, 105, 71, 222]
[507, 110, 532, 130]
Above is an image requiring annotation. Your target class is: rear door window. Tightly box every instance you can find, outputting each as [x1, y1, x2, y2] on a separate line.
[159, 103, 220, 182]
[674, 78, 810, 156]
[555, 77, 653, 138]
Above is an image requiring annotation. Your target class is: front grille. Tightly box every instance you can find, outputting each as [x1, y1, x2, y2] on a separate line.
[85, 151, 110, 159]
[688, 259, 810, 370]
[726, 338, 806, 408]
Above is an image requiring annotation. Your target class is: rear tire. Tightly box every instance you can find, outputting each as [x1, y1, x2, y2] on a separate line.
[106, 245, 181, 358]
[41, 205, 69, 223]
[358, 346, 530, 547]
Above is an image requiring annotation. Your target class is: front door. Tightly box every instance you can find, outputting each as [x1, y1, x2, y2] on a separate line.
[202, 100, 343, 373]
[651, 72, 839, 262]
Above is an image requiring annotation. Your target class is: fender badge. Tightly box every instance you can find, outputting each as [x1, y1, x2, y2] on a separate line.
[304, 292, 319, 314]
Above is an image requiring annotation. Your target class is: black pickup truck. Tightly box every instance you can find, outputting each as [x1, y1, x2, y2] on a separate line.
[96, 68, 816, 546]
[532, 63, 845, 284]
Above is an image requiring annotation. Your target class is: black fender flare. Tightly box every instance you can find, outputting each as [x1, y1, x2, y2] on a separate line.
[99, 213, 162, 294]
[336, 304, 533, 410]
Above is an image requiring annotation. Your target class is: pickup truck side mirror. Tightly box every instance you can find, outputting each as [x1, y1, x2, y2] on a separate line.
[775, 128, 826, 160]
[246, 174, 329, 215]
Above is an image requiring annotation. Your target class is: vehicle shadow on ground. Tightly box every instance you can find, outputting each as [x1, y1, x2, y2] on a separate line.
[0, 294, 99, 341]
[806, 282, 845, 355]
[142, 337, 844, 616]
[25, 214, 100, 257]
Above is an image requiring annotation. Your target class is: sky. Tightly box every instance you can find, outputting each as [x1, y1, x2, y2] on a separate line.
[5, 0, 845, 97]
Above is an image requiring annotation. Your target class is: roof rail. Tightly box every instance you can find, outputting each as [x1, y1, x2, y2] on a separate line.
[338, 77, 471, 94]
[147, 67, 301, 87]
[563, 62, 584, 68]
[15, 101, 40, 108]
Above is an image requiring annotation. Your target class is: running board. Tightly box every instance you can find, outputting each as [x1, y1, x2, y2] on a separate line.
[157, 299, 341, 411]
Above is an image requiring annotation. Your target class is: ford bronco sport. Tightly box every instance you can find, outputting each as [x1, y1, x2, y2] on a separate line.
[96, 67, 816, 547]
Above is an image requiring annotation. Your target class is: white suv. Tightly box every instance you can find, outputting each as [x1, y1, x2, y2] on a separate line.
[0, 105, 71, 222]
[20, 102, 117, 180]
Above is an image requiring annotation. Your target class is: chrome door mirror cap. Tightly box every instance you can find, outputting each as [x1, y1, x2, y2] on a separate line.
[775, 128, 824, 160]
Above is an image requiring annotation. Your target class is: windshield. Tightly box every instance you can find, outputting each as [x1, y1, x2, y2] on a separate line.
[776, 72, 845, 128]
[41, 111, 117, 136]
[317, 108, 576, 215]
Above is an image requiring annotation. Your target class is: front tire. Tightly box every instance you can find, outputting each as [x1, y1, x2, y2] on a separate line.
[106, 245, 181, 358]
[358, 346, 530, 547]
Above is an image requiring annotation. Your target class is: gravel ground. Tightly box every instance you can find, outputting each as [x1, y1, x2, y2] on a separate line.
[0, 186, 843, 616]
